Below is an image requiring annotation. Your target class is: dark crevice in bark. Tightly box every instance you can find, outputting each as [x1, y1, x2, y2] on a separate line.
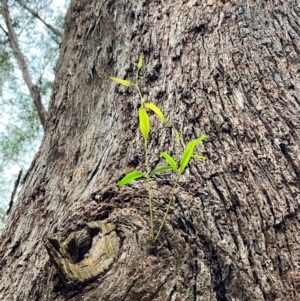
[279, 143, 300, 179]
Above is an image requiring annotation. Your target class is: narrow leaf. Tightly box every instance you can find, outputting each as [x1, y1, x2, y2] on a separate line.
[192, 154, 206, 160]
[192, 135, 209, 146]
[172, 125, 185, 147]
[137, 54, 143, 70]
[118, 170, 144, 187]
[160, 152, 177, 172]
[144, 103, 166, 123]
[180, 141, 196, 172]
[109, 76, 132, 87]
[139, 107, 150, 140]
[151, 165, 173, 175]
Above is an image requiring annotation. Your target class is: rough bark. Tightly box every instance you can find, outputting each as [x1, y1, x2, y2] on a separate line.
[1, 0, 300, 300]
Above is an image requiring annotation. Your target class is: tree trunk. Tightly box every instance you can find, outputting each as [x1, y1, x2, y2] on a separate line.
[1, 0, 300, 300]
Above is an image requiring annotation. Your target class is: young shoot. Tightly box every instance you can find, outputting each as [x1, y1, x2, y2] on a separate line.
[109, 55, 208, 242]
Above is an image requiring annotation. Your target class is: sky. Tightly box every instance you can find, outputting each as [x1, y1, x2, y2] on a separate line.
[0, 0, 69, 227]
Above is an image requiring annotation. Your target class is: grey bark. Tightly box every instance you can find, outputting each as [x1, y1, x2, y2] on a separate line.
[0, 0, 48, 129]
[1, 0, 300, 300]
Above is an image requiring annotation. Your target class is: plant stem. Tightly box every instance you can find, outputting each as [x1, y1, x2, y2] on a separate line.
[134, 72, 144, 105]
[144, 138, 154, 242]
[171, 124, 185, 148]
[134, 74, 154, 241]
[154, 171, 180, 242]
[135, 83, 144, 105]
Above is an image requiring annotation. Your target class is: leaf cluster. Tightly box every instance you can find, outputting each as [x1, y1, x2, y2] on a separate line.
[109, 55, 208, 242]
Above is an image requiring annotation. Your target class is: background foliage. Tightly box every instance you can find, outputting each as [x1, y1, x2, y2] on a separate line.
[0, 0, 69, 230]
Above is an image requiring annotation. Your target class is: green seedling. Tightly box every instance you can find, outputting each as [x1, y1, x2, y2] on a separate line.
[109, 55, 208, 242]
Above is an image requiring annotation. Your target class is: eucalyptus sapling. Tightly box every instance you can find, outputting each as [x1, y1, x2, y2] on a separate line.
[109, 55, 208, 242]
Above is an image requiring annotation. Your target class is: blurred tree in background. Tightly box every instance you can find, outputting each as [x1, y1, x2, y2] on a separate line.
[0, 0, 69, 230]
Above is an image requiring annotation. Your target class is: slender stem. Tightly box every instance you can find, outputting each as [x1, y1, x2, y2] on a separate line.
[170, 124, 185, 148]
[135, 73, 154, 240]
[135, 71, 144, 105]
[154, 171, 180, 242]
[144, 138, 154, 241]
[135, 84, 144, 105]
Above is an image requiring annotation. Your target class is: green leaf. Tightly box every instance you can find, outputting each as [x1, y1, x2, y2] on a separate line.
[192, 154, 206, 160]
[151, 165, 173, 175]
[160, 152, 177, 172]
[139, 107, 150, 140]
[172, 125, 185, 147]
[179, 135, 208, 171]
[192, 135, 209, 146]
[144, 103, 166, 123]
[118, 170, 145, 187]
[137, 54, 143, 70]
[180, 141, 196, 172]
[109, 76, 133, 87]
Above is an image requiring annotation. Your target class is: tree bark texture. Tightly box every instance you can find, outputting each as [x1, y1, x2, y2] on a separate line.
[1, 0, 300, 300]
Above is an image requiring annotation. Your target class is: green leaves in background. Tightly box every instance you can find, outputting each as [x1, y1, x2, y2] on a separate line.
[0, 0, 68, 231]
[118, 170, 145, 187]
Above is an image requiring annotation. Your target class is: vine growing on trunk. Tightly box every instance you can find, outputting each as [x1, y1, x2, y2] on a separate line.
[109, 55, 208, 242]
